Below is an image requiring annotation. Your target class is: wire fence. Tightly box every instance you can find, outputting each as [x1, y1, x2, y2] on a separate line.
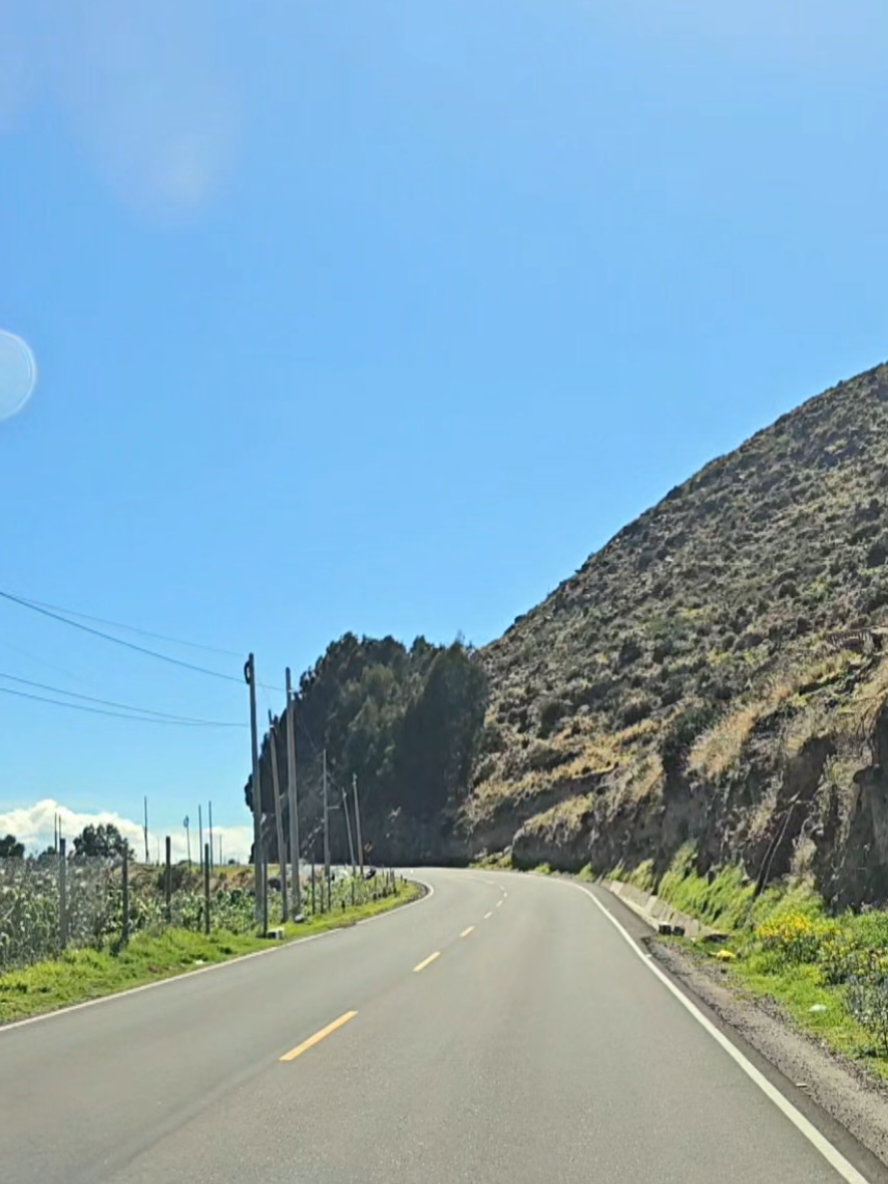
[0, 849, 399, 974]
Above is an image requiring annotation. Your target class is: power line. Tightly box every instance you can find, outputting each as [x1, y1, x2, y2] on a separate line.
[0, 638, 92, 686]
[0, 685, 246, 727]
[0, 589, 245, 683]
[0, 672, 245, 727]
[21, 595, 243, 657]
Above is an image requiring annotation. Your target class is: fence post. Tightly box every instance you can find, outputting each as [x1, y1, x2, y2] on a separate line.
[122, 846, 130, 945]
[58, 838, 68, 950]
[311, 861, 316, 914]
[204, 843, 211, 936]
[165, 836, 172, 923]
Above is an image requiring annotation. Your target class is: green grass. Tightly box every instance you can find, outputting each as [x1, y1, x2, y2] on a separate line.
[470, 851, 513, 870]
[577, 864, 595, 881]
[0, 880, 421, 1025]
[729, 952, 879, 1070]
[642, 847, 888, 1078]
[655, 844, 823, 931]
[532, 862, 553, 875]
[625, 859, 656, 892]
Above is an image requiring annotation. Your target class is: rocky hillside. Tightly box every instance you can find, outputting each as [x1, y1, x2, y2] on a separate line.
[465, 361, 888, 908]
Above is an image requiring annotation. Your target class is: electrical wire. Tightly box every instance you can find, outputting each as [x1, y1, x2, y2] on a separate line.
[0, 672, 245, 727]
[0, 685, 246, 727]
[0, 588, 245, 683]
[20, 595, 243, 657]
[0, 638, 92, 685]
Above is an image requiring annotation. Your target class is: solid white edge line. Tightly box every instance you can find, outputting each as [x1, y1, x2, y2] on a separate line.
[571, 880, 871, 1184]
[0, 876, 435, 1036]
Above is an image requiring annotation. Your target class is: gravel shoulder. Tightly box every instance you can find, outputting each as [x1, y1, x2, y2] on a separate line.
[652, 926, 888, 1177]
[534, 871, 888, 1180]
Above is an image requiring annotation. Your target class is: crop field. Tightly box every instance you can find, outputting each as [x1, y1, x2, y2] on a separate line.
[0, 855, 389, 973]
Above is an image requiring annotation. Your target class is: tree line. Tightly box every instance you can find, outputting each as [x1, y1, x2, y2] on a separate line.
[0, 824, 132, 861]
[245, 633, 489, 860]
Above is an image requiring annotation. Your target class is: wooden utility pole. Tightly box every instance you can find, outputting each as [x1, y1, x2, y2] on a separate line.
[184, 815, 191, 867]
[322, 748, 331, 906]
[122, 846, 130, 944]
[198, 804, 203, 876]
[341, 782, 357, 880]
[143, 796, 149, 865]
[353, 773, 364, 876]
[208, 801, 214, 874]
[203, 844, 211, 935]
[286, 668, 301, 916]
[58, 837, 68, 949]
[245, 654, 264, 926]
[164, 836, 172, 922]
[268, 712, 288, 923]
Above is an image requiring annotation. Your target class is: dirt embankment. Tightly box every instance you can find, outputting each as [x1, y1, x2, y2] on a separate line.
[456, 362, 888, 911]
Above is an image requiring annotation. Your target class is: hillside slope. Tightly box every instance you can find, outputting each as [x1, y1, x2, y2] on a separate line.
[467, 361, 888, 907]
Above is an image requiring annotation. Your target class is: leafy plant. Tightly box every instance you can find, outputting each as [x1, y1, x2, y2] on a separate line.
[847, 955, 888, 1055]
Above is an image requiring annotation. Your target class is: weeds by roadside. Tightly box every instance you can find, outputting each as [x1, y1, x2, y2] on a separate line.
[470, 851, 513, 871]
[639, 847, 888, 1077]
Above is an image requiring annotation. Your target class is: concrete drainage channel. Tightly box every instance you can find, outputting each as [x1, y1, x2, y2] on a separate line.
[601, 880, 725, 942]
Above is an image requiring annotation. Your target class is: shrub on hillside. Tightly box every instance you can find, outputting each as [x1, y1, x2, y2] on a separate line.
[660, 704, 721, 773]
[618, 636, 644, 668]
[621, 698, 653, 727]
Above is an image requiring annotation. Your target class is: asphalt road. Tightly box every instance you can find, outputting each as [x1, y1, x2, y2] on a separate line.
[0, 869, 877, 1184]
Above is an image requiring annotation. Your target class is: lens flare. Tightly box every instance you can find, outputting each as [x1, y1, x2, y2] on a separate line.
[0, 330, 37, 420]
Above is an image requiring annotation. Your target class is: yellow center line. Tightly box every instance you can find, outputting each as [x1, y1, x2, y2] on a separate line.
[279, 1011, 358, 1062]
[413, 951, 441, 973]
[484, 911, 493, 920]
[460, 926, 475, 938]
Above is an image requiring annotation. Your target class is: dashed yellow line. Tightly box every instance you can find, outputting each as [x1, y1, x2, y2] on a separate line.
[460, 926, 475, 938]
[413, 951, 441, 973]
[280, 1011, 357, 1062]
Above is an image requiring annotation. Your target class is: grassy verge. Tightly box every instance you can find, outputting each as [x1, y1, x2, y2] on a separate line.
[0, 880, 422, 1026]
[640, 845, 888, 1079]
[470, 851, 513, 870]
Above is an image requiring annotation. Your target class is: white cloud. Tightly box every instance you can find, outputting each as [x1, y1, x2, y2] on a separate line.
[2, 0, 241, 218]
[0, 799, 253, 864]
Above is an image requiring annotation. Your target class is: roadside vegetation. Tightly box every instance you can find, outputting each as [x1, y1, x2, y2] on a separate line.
[470, 851, 513, 871]
[0, 878, 421, 1025]
[644, 844, 888, 1078]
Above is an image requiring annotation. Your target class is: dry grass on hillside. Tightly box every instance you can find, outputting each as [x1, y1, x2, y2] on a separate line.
[471, 361, 888, 886]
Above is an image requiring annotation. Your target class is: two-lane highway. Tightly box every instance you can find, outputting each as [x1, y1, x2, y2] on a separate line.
[0, 870, 875, 1183]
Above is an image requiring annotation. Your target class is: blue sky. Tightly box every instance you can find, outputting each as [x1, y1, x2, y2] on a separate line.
[2, 0, 888, 855]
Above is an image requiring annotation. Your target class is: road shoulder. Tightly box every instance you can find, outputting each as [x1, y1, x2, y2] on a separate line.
[572, 875, 888, 1184]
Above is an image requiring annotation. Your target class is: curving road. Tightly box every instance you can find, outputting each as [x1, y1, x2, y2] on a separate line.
[0, 869, 879, 1183]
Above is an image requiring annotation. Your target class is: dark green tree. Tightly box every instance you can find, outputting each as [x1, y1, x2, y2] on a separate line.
[0, 833, 25, 858]
[392, 643, 489, 816]
[245, 633, 489, 853]
[71, 823, 132, 860]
